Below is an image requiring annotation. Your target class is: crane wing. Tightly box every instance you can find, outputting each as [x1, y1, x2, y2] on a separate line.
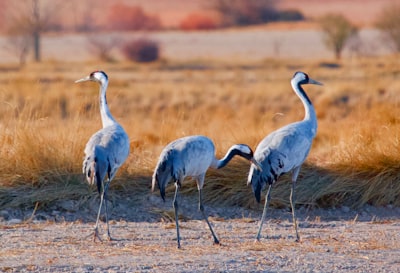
[248, 122, 315, 202]
[83, 124, 130, 182]
[248, 148, 286, 202]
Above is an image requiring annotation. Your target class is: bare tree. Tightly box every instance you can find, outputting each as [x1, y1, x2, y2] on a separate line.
[31, 0, 41, 61]
[5, 0, 64, 62]
[318, 13, 358, 60]
[375, 3, 400, 52]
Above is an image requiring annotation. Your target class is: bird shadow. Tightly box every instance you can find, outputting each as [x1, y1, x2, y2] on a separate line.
[1, 165, 399, 226]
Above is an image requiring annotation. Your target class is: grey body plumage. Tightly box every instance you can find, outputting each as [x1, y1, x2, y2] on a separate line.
[77, 71, 130, 242]
[152, 135, 261, 248]
[247, 71, 322, 242]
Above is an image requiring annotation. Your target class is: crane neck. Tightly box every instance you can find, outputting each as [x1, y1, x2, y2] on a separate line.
[213, 145, 251, 169]
[99, 80, 117, 128]
[291, 80, 317, 131]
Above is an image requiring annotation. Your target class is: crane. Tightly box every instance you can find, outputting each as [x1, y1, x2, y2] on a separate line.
[152, 135, 262, 248]
[75, 71, 130, 242]
[247, 71, 322, 242]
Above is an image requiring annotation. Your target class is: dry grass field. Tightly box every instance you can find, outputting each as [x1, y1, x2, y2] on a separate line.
[1, 55, 400, 211]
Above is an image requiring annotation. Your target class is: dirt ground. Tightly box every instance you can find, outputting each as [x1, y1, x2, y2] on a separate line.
[0, 192, 399, 272]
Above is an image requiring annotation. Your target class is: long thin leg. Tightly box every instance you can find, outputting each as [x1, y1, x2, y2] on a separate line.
[198, 189, 220, 245]
[291, 167, 301, 242]
[103, 180, 114, 241]
[290, 181, 300, 242]
[173, 182, 181, 248]
[94, 183, 105, 242]
[255, 184, 272, 241]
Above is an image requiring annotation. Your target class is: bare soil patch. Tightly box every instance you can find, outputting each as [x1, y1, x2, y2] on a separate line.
[1, 193, 399, 272]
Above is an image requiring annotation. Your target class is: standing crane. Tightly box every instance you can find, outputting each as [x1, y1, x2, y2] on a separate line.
[152, 135, 262, 248]
[75, 71, 130, 242]
[247, 71, 322, 242]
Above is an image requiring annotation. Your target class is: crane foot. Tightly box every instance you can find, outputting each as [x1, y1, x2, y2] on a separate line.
[93, 228, 103, 242]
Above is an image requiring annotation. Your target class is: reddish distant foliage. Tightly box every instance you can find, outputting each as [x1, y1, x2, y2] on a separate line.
[179, 13, 219, 31]
[108, 3, 162, 31]
[121, 38, 160, 62]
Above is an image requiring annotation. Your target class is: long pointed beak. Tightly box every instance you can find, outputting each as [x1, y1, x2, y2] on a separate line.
[250, 158, 263, 172]
[308, 78, 323, 86]
[75, 75, 90, 83]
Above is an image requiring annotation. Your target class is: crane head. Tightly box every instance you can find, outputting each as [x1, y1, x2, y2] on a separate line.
[231, 144, 263, 171]
[75, 71, 108, 84]
[292, 71, 323, 86]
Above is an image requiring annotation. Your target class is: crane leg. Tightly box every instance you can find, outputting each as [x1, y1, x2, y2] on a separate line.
[198, 189, 220, 245]
[103, 181, 114, 241]
[93, 183, 105, 242]
[173, 182, 181, 249]
[255, 184, 272, 242]
[290, 181, 300, 242]
[291, 167, 301, 242]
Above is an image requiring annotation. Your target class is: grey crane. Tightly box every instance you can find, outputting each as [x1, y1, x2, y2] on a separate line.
[75, 71, 130, 242]
[152, 135, 262, 248]
[247, 71, 322, 242]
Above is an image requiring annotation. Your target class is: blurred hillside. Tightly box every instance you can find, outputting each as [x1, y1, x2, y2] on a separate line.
[0, 0, 398, 64]
[0, 0, 396, 32]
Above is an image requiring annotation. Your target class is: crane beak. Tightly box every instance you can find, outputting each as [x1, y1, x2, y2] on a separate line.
[250, 158, 263, 172]
[308, 78, 323, 86]
[75, 75, 91, 83]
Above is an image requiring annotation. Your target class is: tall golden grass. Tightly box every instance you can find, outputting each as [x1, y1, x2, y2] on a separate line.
[1, 56, 400, 210]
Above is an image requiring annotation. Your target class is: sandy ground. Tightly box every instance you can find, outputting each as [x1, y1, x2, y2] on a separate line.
[1, 193, 399, 272]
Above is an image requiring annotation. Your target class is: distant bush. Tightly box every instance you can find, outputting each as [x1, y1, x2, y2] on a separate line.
[276, 9, 304, 22]
[211, 0, 304, 27]
[179, 13, 219, 31]
[121, 38, 160, 62]
[375, 3, 400, 52]
[318, 13, 358, 60]
[108, 4, 161, 31]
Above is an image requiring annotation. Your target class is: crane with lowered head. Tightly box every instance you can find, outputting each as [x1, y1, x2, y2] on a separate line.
[152, 135, 262, 248]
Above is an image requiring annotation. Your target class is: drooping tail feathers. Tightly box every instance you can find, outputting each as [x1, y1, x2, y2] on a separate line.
[152, 159, 173, 202]
[83, 146, 109, 194]
[247, 165, 265, 203]
[152, 150, 179, 201]
[247, 151, 285, 203]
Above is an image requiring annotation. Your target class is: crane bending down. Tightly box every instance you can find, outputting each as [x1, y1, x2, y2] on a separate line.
[152, 135, 262, 248]
[247, 71, 322, 242]
[76, 71, 130, 242]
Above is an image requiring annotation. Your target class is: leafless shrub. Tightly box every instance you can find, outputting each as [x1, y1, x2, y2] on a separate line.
[3, 34, 32, 66]
[121, 38, 160, 63]
[86, 34, 121, 62]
